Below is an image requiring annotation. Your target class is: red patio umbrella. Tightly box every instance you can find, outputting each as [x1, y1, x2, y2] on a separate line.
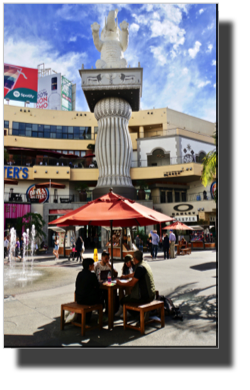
[35, 182, 66, 189]
[163, 221, 194, 230]
[49, 189, 174, 277]
[4, 178, 18, 185]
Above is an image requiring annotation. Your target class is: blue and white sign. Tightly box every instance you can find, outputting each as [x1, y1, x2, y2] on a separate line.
[4, 166, 29, 179]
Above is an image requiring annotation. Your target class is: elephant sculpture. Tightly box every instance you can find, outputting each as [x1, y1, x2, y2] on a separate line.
[91, 9, 129, 69]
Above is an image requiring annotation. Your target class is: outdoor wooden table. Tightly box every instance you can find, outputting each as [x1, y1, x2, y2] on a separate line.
[100, 281, 130, 330]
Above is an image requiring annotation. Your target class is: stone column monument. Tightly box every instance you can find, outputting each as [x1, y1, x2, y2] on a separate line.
[79, 8, 143, 199]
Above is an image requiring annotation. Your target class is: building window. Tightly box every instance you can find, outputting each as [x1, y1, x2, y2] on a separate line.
[94, 127, 98, 134]
[181, 192, 186, 202]
[196, 151, 206, 163]
[13, 122, 19, 129]
[160, 190, 166, 203]
[175, 191, 180, 202]
[147, 148, 170, 167]
[167, 191, 172, 203]
[51, 77, 57, 91]
[4, 121, 9, 128]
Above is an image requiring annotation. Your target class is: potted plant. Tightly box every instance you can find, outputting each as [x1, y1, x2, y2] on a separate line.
[136, 180, 148, 200]
[75, 182, 89, 202]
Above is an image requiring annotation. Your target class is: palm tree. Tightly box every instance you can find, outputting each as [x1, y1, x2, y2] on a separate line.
[201, 129, 217, 201]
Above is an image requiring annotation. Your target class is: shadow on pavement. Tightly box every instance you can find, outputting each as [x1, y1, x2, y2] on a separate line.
[5, 283, 217, 348]
[190, 262, 217, 271]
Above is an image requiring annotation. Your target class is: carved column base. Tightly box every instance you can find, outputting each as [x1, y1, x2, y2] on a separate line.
[93, 97, 136, 199]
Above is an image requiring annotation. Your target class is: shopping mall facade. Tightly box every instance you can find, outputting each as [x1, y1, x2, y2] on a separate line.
[4, 103, 216, 248]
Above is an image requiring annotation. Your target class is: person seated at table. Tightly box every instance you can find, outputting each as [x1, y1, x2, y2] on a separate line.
[94, 251, 118, 318]
[121, 254, 135, 278]
[115, 255, 135, 316]
[75, 258, 102, 324]
[116, 251, 156, 319]
[94, 250, 118, 282]
[180, 237, 187, 249]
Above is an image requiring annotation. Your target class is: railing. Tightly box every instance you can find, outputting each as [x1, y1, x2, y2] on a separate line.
[131, 156, 197, 168]
[4, 158, 97, 169]
[151, 191, 213, 204]
[4, 192, 93, 204]
[6, 127, 95, 140]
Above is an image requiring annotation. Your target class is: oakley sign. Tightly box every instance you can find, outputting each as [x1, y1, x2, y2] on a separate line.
[173, 204, 194, 212]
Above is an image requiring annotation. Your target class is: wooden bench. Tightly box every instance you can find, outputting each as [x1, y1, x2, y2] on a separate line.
[123, 300, 165, 335]
[61, 302, 103, 336]
[180, 247, 191, 255]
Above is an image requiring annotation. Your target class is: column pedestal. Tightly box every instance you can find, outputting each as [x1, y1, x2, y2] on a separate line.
[93, 97, 136, 200]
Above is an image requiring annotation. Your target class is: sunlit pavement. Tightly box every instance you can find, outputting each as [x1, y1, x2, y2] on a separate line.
[4, 249, 217, 347]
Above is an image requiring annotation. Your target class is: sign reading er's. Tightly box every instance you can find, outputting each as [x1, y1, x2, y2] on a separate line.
[4, 166, 29, 179]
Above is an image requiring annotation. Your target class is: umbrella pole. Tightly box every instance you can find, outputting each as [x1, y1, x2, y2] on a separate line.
[110, 220, 113, 279]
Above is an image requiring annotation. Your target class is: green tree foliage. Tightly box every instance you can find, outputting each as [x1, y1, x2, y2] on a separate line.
[16, 212, 46, 243]
[201, 130, 217, 201]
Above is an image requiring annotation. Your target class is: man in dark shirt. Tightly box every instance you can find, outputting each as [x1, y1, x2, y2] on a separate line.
[75, 258, 102, 323]
[162, 232, 169, 259]
[116, 251, 155, 307]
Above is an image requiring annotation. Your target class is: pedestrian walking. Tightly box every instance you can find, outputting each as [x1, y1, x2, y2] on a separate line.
[150, 230, 160, 259]
[169, 229, 176, 258]
[4, 236, 9, 259]
[75, 236, 83, 262]
[53, 235, 59, 259]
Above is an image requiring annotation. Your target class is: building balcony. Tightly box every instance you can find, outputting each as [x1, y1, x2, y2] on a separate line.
[4, 192, 93, 204]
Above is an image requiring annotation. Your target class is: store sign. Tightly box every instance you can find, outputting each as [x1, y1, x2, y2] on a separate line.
[173, 204, 194, 212]
[61, 76, 72, 111]
[4, 166, 29, 179]
[210, 181, 217, 199]
[26, 184, 49, 203]
[4, 63, 38, 103]
[175, 216, 197, 222]
[36, 74, 61, 110]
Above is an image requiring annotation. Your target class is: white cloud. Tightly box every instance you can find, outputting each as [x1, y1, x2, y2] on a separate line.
[188, 41, 202, 59]
[150, 46, 167, 66]
[130, 23, 140, 34]
[213, 84, 216, 88]
[182, 68, 188, 75]
[199, 9, 204, 15]
[207, 23, 214, 30]
[69, 36, 77, 42]
[206, 44, 213, 53]
[197, 80, 211, 88]
[212, 60, 216, 66]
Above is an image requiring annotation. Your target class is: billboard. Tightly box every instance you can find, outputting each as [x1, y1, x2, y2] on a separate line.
[61, 76, 72, 111]
[36, 74, 62, 110]
[4, 63, 38, 103]
[26, 184, 49, 204]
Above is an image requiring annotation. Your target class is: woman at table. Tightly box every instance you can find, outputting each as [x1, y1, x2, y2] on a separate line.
[115, 255, 135, 317]
[180, 237, 187, 249]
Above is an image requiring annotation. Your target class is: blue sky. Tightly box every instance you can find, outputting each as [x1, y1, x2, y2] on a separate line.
[4, 3, 217, 122]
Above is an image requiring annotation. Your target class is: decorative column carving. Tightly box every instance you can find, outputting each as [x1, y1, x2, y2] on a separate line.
[94, 97, 134, 189]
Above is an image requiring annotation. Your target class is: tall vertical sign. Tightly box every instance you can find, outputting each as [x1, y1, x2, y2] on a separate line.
[61, 76, 72, 111]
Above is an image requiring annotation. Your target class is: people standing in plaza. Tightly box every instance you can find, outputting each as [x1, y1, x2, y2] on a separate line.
[135, 234, 140, 248]
[4, 236, 9, 259]
[53, 235, 59, 259]
[139, 238, 144, 253]
[162, 231, 169, 259]
[15, 237, 21, 260]
[75, 258, 102, 324]
[169, 229, 176, 258]
[75, 236, 83, 262]
[150, 229, 160, 259]
[147, 235, 152, 255]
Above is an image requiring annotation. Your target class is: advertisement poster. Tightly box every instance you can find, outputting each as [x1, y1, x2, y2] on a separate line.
[26, 184, 49, 203]
[210, 181, 217, 199]
[36, 73, 61, 110]
[4, 63, 38, 103]
[61, 76, 72, 111]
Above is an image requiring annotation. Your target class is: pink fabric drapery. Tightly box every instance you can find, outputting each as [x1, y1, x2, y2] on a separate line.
[4, 203, 31, 233]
